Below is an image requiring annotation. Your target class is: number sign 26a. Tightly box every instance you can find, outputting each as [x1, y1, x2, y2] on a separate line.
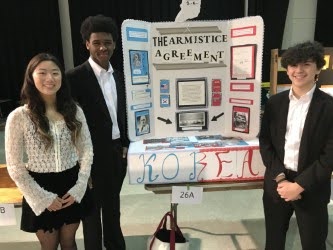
[171, 186, 203, 204]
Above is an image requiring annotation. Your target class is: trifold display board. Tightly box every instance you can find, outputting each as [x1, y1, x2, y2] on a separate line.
[122, 16, 264, 142]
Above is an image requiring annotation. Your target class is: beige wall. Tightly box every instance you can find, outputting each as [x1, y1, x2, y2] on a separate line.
[282, 0, 317, 49]
[58, 0, 74, 71]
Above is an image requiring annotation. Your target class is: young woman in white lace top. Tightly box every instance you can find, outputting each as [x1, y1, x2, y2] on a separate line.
[5, 53, 93, 250]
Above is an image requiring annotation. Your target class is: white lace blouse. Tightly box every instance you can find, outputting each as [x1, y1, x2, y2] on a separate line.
[5, 105, 93, 216]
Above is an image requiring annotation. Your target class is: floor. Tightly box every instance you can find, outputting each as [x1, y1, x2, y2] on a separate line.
[1, 128, 333, 250]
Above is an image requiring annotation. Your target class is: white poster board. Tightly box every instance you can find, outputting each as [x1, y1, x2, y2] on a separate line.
[122, 16, 264, 142]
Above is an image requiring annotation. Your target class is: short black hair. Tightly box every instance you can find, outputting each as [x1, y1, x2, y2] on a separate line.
[80, 14, 118, 42]
[281, 41, 326, 69]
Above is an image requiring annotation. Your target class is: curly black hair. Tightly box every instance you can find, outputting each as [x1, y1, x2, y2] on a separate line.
[20, 53, 82, 148]
[281, 41, 326, 70]
[80, 14, 118, 43]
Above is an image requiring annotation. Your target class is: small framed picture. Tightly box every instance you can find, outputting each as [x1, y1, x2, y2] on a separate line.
[230, 44, 257, 80]
[129, 50, 149, 85]
[176, 111, 208, 131]
[135, 110, 150, 136]
[176, 78, 207, 109]
[232, 106, 250, 133]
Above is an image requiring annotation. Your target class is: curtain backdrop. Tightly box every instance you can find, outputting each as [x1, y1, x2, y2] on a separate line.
[68, 0, 245, 71]
[1, 0, 292, 116]
[315, 0, 333, 46]
[1, 0, 63, 114]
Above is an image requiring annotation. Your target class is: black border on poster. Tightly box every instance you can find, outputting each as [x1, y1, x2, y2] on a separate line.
[176, 110, 208, 131]
[232, 106, 250, 133]
[129, 50, 149, 85]
[135, 109, 151, 136]
[176, 77, 207, 109]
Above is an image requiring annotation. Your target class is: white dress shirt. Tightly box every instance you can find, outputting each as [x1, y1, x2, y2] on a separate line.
[284, 85, 315, 171]
[89, 57, 120, 139]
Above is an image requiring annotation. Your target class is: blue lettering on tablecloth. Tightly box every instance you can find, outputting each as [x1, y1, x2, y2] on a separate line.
[189, 151, 206, 181]
[162, 153, 179, 180]
[134, 148, 259, 183]
[137, 153, 159, 183]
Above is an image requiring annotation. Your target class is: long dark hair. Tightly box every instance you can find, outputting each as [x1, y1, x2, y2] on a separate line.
[20, 53, 81, 148]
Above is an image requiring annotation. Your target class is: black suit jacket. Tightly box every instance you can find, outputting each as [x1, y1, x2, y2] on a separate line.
[259, 87, 333, 203]
[66, 61, 129, 176]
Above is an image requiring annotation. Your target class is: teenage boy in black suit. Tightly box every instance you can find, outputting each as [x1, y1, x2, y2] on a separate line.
[66, 15, 129, 250]
[259, 41, 333, 250]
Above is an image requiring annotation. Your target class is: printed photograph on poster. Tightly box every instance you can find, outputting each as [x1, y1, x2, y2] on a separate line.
[160, 94, 170, 107]
[176, 78, 207, 109]
[212, 79, 221, 92]
[145, 145, 170, 151]
[195, 135, 223, 141]
[143, 138, 167, 144]
[135, 109, 150, 136]
[165, 137, 190, 142]
[230, 44, 257, 80]
[169, 141, 194, 149]
[160, 79, 170, 93]
[176, 111, 208, 131]
[232, 106, 250, 133]
[194, 138, 248, 148]
[211, 92, 221, 106]
[129, 50, 149, 84]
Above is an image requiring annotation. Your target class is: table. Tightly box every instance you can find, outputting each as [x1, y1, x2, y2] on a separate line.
[145, 180, 263, 194]
[129, 137, 266, 227]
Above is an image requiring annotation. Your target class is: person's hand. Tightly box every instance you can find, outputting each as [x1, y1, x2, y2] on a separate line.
[47, 197, 63, 212]
[122, 147, 128, 159]
[277, 181, 304, 201]
[61, 193, 75, 208]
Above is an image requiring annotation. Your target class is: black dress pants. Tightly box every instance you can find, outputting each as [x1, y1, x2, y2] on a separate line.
[83, 140, 127, 250]
[263, 170, 328, 250]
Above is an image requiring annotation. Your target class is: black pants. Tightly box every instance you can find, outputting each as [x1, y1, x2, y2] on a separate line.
[263, 170, 328, 250]
[83, 139, 127, 250]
